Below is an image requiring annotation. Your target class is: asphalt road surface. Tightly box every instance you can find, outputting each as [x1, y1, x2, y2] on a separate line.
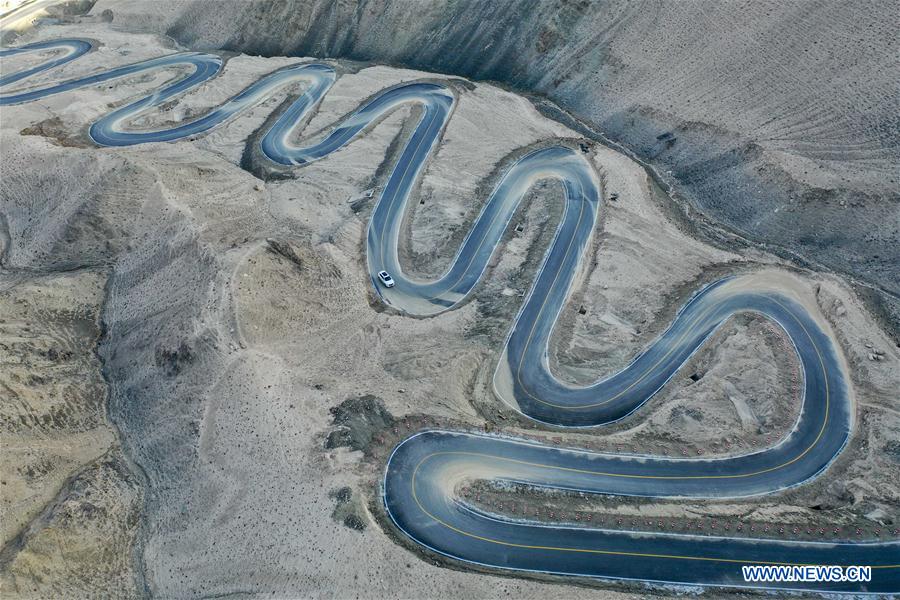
[2, 39, 896, 594]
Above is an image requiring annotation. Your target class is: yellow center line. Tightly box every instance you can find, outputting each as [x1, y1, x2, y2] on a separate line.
[423, 162, 530, 302]
[399, 294, 875, 571]
[510, 175, 723, 413]
[508, 294, 835, 480]
[423, 154, 587, 304]
[409, 455, 898, 570]
[378, 99, 442, 273]
[513, 176, 589, 393]
[514, 271, 718, 409]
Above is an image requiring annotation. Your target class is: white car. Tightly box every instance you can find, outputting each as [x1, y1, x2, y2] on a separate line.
[377, 270, 395, 288]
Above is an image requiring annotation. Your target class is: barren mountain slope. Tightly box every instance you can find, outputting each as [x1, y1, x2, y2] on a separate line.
[98, 0, 900, 333]
[2, 5, 899, 598]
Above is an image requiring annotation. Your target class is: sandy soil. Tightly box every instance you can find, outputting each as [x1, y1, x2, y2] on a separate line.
[0, 269, 111, 542]
[0, 269, 142, 598]
[1, 11, 897, 600]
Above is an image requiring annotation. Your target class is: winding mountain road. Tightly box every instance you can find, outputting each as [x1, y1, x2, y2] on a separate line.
[2, 38, 896, 594]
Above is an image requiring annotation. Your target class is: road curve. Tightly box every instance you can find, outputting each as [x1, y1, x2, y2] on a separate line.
[2, 39, 896, 593]
[385, 429, 899, 593]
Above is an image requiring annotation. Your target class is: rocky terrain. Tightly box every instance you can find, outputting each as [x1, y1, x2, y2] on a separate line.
[1, 2, 898, 599]
[99, 0, 900, 335]
[0, 269, 142, 598]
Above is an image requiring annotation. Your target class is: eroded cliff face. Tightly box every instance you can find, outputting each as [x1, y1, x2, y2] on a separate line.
[101, 0, 900, 331]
